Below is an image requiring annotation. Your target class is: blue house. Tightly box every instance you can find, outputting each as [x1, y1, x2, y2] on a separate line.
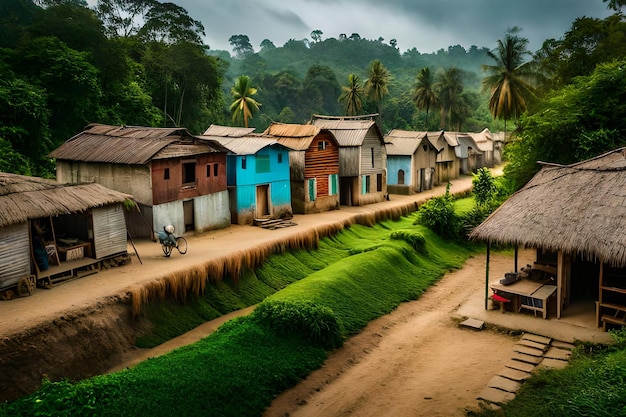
[384, 129, 438, 195]
[200, 125, 293, 225]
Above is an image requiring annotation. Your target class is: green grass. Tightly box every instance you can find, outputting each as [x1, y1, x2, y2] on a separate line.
[2, 212, 477, 417]
[467, 346, 626, 417]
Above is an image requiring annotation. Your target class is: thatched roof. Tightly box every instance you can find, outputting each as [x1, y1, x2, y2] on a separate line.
[470, 148, 626, 266]
[0, 173, 131, 228]
[49, 124, 228, 165]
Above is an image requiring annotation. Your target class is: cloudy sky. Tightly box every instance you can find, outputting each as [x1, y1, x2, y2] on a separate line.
[178, 0, 612, 54]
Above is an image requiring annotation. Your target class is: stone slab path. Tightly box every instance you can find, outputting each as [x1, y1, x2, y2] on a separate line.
[477, 333, 575, 407]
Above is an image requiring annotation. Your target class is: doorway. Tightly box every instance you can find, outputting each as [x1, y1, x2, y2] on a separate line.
[256, 185, 270, 217]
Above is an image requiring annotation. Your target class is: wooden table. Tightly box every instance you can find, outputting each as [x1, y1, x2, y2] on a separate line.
[490, 280, 557, 319]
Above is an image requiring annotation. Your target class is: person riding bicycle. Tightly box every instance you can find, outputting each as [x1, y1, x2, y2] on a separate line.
[157, 224, 177, 247]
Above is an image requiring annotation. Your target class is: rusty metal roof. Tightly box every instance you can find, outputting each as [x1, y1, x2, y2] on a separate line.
[384, 129, 428, 156]
[0, 172, 131, 227]
[203, 124, 255, 137]
[311, 118, 379, 147]
[201, 134, 282, 155]
[49, 124, 226, 165]
[263, 122, 323, 151]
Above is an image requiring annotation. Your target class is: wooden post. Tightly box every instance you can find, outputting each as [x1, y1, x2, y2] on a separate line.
[514, 246, 518, 272]
[557, 250, 564, 319]
[485, 242, 491, 310]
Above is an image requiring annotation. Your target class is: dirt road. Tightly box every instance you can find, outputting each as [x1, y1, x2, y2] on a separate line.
[262, 251, 534, 417]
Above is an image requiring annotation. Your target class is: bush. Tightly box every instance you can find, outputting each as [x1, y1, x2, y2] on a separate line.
[253, 299, 344, 349]
[415, 183, 460, 239]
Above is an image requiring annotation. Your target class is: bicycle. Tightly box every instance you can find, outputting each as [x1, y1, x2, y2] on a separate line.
[156, 225, 188, 257]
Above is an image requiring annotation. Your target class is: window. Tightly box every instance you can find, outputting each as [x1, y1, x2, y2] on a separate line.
[362, 175, 370, 194]
[206, 164, 211, 177]
[318, 141, 327, 150]
[256, 155, 270, 173]
[164, 168, 170, 180]
[182, 162, 196, 185]
[308, 178, 316, 201]
[377, 173, 383, 191]
[398, 170, 405, 185]
[213, 163, 219, 177]
[242, 157, 247, 170]
[277, 153, 283, 163]
[371, 147, 375, 168]
[329, 174, 338, 195]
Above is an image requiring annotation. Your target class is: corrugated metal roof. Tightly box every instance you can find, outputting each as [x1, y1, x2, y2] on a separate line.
[202, 135, 281, 155]
[311, 119, 377, 147]
[49, 124, 225, 165]
[440, 131, 460, 147]
[455, 135, 481, 159]
[263, 122, 321, 151]
[152, 143, 224, 159]
[203, 124, 255, 137]
[0, 172, 131, 227]
[384, 129, 428, 156]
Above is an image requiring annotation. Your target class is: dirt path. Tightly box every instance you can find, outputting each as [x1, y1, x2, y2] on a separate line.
[263, 251, 535, 417]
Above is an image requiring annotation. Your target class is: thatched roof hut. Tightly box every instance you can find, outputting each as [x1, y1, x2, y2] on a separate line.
[0, 173, 131, 228]
[470, 148, 626, 267]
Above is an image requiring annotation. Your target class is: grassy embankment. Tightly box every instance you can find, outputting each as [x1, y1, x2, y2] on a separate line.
[1, 209, 476, 417]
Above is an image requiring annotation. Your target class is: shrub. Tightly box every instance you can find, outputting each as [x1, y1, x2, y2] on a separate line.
[415, 183, 460, 239]
[390, 230, 427, 254]
[253, 299, 344, 349]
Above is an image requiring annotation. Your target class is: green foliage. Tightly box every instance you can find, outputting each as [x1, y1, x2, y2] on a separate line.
[390, 230, 427, 254]
[2, 215, 476, 417]
[491, 350, 626, 417]
[504, 59, 626, 190]
[253, 300, 343, 349]
[416, 183, 460, 239]
[472, 167, 497, 207]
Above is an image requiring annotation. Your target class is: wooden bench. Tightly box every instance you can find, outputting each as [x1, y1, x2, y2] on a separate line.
[602, 314, 626, 331]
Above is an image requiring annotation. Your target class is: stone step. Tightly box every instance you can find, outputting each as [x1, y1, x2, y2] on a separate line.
[521, 333, 551, 345]
[487, 375, 522, 393]
[514, 345, 545, 357]
[498, 367, 532, 382]
[544, 347, 572, 361]
[477, 387, 516, 405]
[511, 352, 543, 365]
[538, 358, 570, 370]
[504, 359, 535, 373]
[552, 340, 575, 350]
[517, 339, 548, 351]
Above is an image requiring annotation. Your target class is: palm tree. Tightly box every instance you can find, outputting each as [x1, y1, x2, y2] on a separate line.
[482, 30, 537, 134]
[412, 67, 439, 128]
[365, 59, 390, 121]
[434, 67, 464, 130]
[339, 73, 364, 116]
[230, 75, 261, 128]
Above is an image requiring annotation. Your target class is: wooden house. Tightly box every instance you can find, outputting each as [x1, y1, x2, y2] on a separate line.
[470, 148, 626, 330]
[384, 129, 438, 195]
[49, 124, 230, 238]
[200, 126, 293, 225]
[453, 133, 484, 175]
[428, 131, 460, 184]
[264, 122, 340, 214]
[311, 115, 387, 206]
[467, 128, 495, 167]
[0, 173, 131, 297]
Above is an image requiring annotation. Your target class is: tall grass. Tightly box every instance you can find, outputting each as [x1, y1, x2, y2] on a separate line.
[2, 213, 476, 417]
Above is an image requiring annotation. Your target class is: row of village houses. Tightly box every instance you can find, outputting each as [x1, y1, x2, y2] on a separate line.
[0, 114, 503, 298]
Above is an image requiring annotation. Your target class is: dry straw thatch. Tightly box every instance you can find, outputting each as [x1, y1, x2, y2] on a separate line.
[0, 172, 131, 228]
[128, 199, 430, 315]
[471, 148, 626, 267]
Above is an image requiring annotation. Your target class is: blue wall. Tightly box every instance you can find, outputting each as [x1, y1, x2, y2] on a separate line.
[227, 145, 291, 212]
[387, 155, 412, 185]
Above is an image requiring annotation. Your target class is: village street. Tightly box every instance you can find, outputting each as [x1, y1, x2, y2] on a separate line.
[0, 168, 611, 416]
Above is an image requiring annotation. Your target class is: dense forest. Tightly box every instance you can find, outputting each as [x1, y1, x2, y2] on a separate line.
[1, 0, 626, 189]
